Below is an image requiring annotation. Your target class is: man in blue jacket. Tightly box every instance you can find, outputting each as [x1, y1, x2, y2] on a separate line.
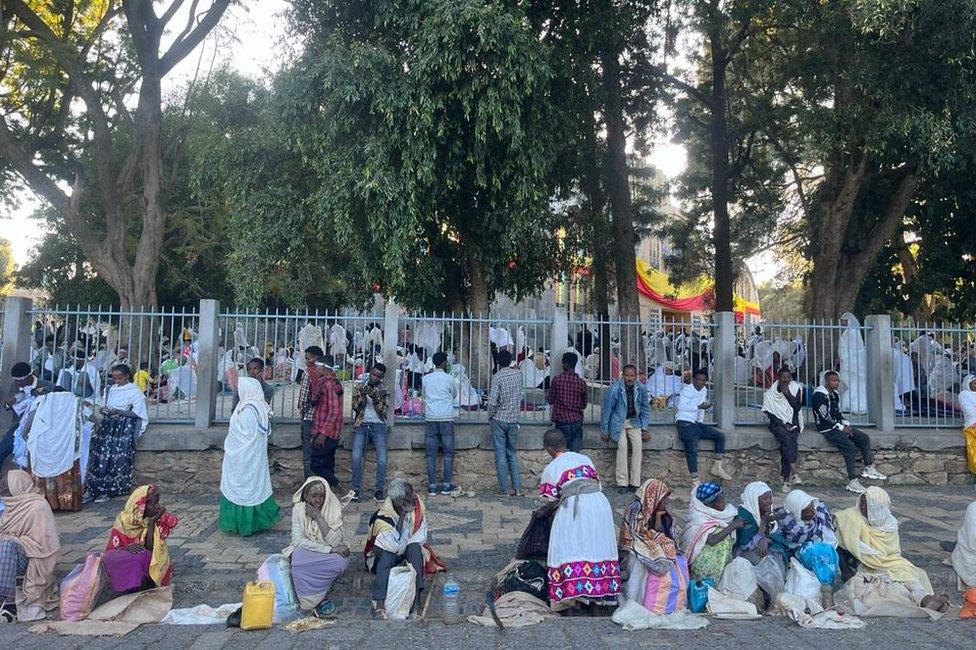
[601, 364, 650, 491]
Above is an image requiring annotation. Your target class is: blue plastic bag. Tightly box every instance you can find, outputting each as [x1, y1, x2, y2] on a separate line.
[797, 542, 840, 586]
[688, 578, 715, 613]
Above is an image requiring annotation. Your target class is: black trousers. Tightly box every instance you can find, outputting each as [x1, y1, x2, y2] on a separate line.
[769, 423, 799, 480]
[821, 427, 874, 479]
[310, 436, 341, 489]
[371, 543, 425, 602]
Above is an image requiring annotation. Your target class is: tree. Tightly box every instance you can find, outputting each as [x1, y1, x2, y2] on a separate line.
[0, 237, 13, 296]
[261, 0, 565, 314]
[0, 0, 233, 307]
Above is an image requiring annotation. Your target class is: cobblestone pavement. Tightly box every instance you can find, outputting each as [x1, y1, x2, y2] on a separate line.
[3, 482, 976, 647]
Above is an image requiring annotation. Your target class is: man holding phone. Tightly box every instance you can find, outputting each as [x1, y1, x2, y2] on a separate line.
[349, 363, 390, 502]
[674, 368, 733, 484]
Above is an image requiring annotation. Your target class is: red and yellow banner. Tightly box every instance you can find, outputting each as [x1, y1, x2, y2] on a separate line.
[635, 260, 760, 317]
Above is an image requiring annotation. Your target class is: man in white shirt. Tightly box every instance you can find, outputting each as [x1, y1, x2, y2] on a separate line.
[674, 368, 732, 483]
[422, 352, 460, 496]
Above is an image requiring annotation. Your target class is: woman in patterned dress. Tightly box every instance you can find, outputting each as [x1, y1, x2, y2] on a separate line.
[86, 364, 149, 502]
[538, 428, 621, 612]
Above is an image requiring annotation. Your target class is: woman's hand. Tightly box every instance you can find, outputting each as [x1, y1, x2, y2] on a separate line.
[333, 544, 350, 558]
[125, 543, 146, 554]
[756, 537, 769, 558]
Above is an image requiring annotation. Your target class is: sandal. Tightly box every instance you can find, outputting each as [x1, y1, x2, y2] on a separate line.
[0, 605, 15, 624]
[373, 607, 389, 620]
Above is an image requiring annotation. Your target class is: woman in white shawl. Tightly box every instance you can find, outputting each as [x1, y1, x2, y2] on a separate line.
[218, 377, 279, 536]
[951, 501, 976, 591]
[892, 338, 916, 413]
[681, 482, 743, 582]
[960, 375, 976, 478]
[762, 367, 805, 491]
[284, 477, 350, 616]
[838, 312, 868, 414]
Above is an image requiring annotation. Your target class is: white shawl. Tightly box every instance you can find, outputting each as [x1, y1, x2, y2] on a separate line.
[741, 481, 776, 533]
[26, 392, 82, 478]
[762, 381, 804, 431]
[220, 378, 273, 507]
[103, 381, 149, 434]
[681, 491, 737, 564]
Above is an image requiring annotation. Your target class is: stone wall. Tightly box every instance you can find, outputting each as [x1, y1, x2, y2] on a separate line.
[134, 444, 973, 494]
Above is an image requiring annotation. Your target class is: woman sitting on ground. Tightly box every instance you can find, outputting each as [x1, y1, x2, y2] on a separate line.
[284, 477, 350, 617]
[733, 481, 789, 600]
[103, 485, 179, 593]
[835, 486, 949, 612]
[952, 501, 976, 591]
[681, 482, 744, 583]
[619, 479, 687, 613]
[774, 489, 837, 554]
[0, 470, 60, 623]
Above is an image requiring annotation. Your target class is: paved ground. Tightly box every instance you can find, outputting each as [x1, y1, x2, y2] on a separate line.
[3, 482, 976, 647]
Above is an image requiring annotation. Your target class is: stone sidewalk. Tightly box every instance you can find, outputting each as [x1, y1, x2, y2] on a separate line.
[4, 482, 976, 647]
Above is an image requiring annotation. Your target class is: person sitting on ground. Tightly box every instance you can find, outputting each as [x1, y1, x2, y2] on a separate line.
[364, 478, 446, 619]
[762, 367, 805, 493]
[834, 486, 949, 613]
[734, 481, 788, 602]
[521, 352, 550, 391]
[681, 482, 744, 583]
[600, 364, 650, 492]
[618, 479, 687, 613]
[539, 428, 621, 613]
[103, 485, 179, 593]
[952, 501, 976, 591]
[284, 477, 350, 617]
[647, 363, 682, 409]
[812, 371, 887, 494]
[0, 470, 60, 623]
[674, 369, 733, 484]
[773, 489, 837, 555]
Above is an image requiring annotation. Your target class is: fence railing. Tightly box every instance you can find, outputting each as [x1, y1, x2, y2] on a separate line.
[0, 296, 971, 431]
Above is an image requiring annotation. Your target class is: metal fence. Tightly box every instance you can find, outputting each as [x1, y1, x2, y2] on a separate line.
[25, 305, 200, 423]
[732, 319, 873, 427]
[892, 322, 975, 428]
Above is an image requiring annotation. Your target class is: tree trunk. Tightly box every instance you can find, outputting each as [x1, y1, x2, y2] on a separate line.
[708, 18, 734, 313]
[466, 254, 491, 316]
[601, 52, 640, 321]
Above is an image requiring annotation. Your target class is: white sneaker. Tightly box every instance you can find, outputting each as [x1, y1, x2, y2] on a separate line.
[861, 465, 887, 480]
[711, 459, 733, 481]
[781, 481, 791, 494]
[791, 473, 803, 485]
[846, 478, 867, 494]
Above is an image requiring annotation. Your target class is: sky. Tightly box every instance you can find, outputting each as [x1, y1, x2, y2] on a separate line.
[3, 1, 777, 285]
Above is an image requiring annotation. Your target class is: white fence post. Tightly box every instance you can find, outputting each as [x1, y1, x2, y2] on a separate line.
[552, 308, 568, 373]
[194, 299, 220, 429]
[865, 314, 895, 433]
[1, 297, 33, 405]
[382, 298, 399, 431]
[713, 311, 736, 431]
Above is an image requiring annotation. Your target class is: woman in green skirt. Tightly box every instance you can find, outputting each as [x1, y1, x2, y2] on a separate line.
[219, 377, 279, 535]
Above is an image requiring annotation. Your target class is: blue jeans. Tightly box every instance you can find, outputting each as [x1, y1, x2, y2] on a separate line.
[424, 421, 455, 488]
[300, 420, 313, 478]
[490, 420, 521, 493]
[554, 420, 583, 452]
[352, 422, 389, 493]
[676, 421, 726, 475]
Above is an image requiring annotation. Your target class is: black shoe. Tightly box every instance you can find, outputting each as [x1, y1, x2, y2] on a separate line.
[940, 540, 956, 553]
[374, 490, 386, 502]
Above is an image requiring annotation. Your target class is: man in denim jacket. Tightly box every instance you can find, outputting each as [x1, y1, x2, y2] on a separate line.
[600, 364, 649, 491]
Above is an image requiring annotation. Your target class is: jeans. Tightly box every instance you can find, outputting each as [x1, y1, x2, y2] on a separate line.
[676, 421, 726, 475]
[424, 421, 455, 488]
[310, 435, 340, 489]
[352, 422, 389, 494]
[371, 543, 425, 602]
[490, 420, 521, 493]
[821, 427, 874, 479]
[0, 422, 16, 472]
[300, 420, 314, 478]
[554, 420, 583, 452]
[769, 423, 799, 480]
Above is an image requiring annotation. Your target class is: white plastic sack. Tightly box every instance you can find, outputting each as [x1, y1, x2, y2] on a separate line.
[162, 603, 242, 625]
[386, 565, 417, 620]
[754, 555, 787, 600]
[785, 557, 822, 607]
[611, 600, 709, 631]
[705, 587, 760, 619]
[257, 554, 300, 623]
[718, 557, 758, 601]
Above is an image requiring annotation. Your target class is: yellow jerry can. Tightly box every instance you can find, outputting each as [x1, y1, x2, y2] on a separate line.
[241, 580, 275, 630]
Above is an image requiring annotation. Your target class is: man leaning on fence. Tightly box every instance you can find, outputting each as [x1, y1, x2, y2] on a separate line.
[547, 352, 588, 452]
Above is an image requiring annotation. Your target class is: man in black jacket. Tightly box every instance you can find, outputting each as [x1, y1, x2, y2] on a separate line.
[812, 370, 886, 493]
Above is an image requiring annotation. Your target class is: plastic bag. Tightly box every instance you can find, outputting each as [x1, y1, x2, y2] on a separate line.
[797, 542, 840, 586]
[688, 578, 715, 613]
[386, 565, 417, 620]
[257, 554, 299, 623]
[59, 552, 105, 621]
[642, 556, 689, 614]
[718, 558, 758, 601]
[785, 557, 822, 606]
[753, 555, 786, 600]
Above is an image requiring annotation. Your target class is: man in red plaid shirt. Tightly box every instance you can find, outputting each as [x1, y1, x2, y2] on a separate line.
[310, 361, 345, 489]
[547, 352, 588, 451]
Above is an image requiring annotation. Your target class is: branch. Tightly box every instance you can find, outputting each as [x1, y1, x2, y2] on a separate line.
[159, 0, 232, 75]
[159, 0, 188, 28]
[653, 66, 713, 110]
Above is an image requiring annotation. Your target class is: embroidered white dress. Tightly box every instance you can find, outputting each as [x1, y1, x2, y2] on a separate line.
[539, 451, 621, 608]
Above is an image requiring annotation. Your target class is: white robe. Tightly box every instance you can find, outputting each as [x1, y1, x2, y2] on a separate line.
[892, 344, 916, 411]
[838, 313, 868, 414]
[102, 381, 149, 435]
[26, 392, 83, 478]
[220, 385, 273, 507]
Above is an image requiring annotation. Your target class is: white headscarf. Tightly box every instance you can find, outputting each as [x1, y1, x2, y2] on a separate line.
[863, 486, 898, 532]
[783, 489, 816, 522]
[220, 377, 273, 507]
[740, 481, 774, 531]
[951, 501, 976, 589]
[762, 380, 805, 430]
[681, 489, 738, 564]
